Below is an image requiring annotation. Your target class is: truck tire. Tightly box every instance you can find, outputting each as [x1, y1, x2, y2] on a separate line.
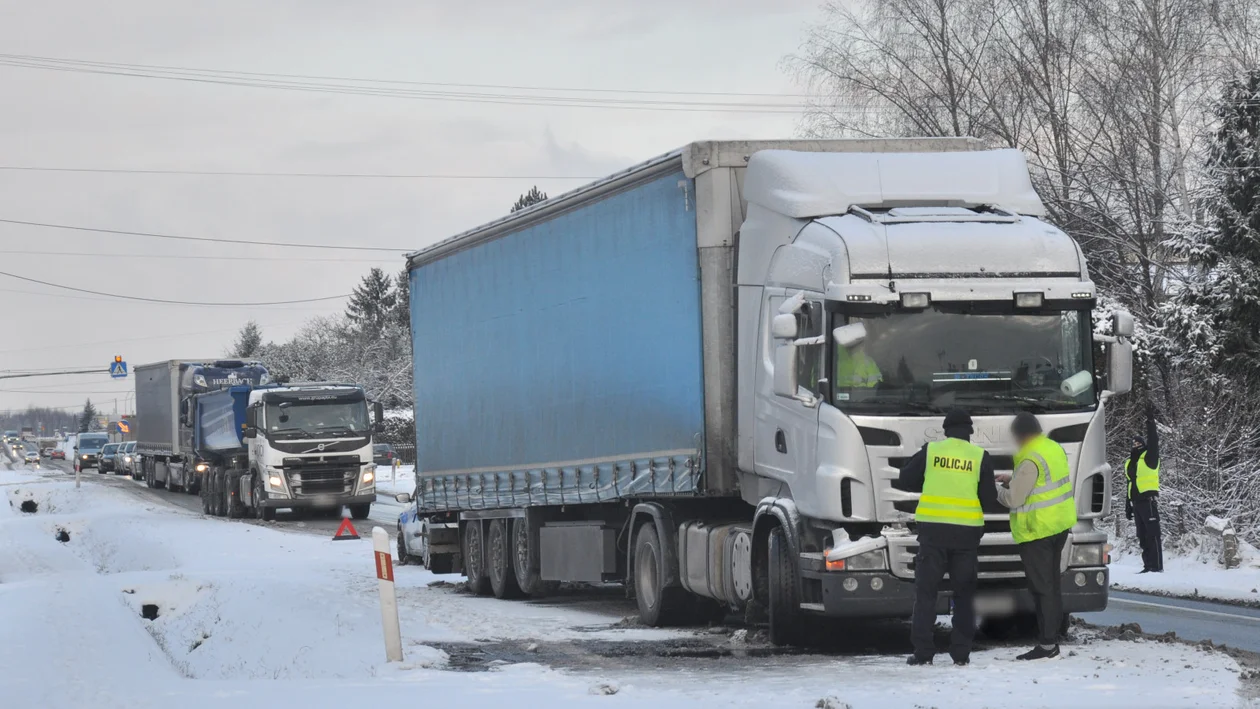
[252, 476, 276, 522]
[200, 476, 213, 515]
[462, 522, 491, 595]
[225, 474, 244, 519]
[511, 518, 557, 597]
[350, 504, 371, 520]
[487, 519, 524, 599]
[767, 526, 804, 646]
[634, 523, 686, 626]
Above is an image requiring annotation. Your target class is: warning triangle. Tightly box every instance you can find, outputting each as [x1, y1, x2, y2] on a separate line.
[332, 517, 360, 541]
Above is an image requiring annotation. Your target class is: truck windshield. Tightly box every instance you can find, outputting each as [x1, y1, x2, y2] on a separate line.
[265, 398, 369, 437]
[832, 307, 1095, 414]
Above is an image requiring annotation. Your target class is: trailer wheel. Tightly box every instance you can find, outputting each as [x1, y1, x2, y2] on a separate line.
[511, 518, 557, 597]
[487, 519, 524, 599]
[767, 526, 804, 646]
[634, 523, 686, 626]
[200, 475, 213, 515]
[252, 476, 276, 522]
[462, 522, 491, 595]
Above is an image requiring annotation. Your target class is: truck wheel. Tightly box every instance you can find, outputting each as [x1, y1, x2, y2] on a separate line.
[225, 476, 244, 519]
[462, 522, 491, 595]
[252, 477, 276, 522]
[511, 518, 557, 597]
[350, 504, 371, 520]
[200, 477, 213, 515]
[634, 523, 686, 626]
[487, 519, 524, 599]
[767, 526, 804, 646]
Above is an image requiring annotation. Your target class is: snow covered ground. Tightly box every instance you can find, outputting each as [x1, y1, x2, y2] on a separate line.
[1111, 533, 1260, 606]
[375, 462, 416, 497]
[2, 461, 1256, 708]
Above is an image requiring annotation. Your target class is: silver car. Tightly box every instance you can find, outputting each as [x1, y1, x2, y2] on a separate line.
[119, 441, 139, 476]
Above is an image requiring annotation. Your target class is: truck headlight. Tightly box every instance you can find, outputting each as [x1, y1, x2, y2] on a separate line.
[82, 454, 88, 460]
[194, 463, 209, 473]
[826, 549, 888, 571]
[268, 475, 283, 488]
[1070, 543, 1105, 567]
[362, 470, 375, 484]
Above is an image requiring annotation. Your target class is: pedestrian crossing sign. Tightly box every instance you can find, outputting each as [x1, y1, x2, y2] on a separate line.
[109, 356, 127, 379]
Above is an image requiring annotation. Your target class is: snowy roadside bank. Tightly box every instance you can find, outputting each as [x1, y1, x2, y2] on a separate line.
[1110, 534, 1260, 608]
[2, 467, 1255, 708]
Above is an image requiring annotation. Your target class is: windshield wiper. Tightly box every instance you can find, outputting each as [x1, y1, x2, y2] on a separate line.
[270, 427, 317, 437]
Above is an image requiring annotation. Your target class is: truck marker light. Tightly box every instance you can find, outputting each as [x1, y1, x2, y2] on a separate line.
[1072, 292, 1093, 299]
[846, 295, 872, 302]
[825, 557, 845, 571]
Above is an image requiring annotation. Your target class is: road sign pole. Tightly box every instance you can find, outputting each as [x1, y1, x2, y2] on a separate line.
[372, 526, 403, 662]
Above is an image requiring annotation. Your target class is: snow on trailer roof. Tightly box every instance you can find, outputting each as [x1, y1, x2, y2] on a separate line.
[743, 148, 1046, 219]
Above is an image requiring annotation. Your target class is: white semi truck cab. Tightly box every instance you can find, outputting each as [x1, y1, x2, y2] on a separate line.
[236, 384, 383, 521]
[401, 139, 1133, 643]
[719, 149, 1132, 636]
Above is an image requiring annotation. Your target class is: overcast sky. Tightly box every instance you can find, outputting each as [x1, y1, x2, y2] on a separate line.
[0, 0, 818, 415]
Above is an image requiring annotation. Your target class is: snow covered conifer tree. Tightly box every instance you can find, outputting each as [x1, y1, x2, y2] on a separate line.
[1165, 70, 1260, 373]
[511, 186, 547, 213]
[345, 268, 397, 338]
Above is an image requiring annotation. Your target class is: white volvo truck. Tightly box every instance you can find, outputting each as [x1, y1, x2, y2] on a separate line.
[398, 139, 1133, 644]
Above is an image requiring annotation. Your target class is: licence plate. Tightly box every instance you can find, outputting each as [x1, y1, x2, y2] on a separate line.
[974, 593, 1016, 615]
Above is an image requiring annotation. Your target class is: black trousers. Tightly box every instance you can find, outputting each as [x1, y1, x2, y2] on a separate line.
[1017, 530, 1069, 646]
[1133, 495, 1164, 572]
[911, 542, 977, 660]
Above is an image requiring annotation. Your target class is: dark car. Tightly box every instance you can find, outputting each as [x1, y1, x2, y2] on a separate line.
[373, 443, 396, 467]
[75, 433, 110, 471]
[51, 449, 66, 460]
[98, 443, 121, 473]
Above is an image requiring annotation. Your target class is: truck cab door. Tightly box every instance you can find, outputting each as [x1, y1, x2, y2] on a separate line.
[754, 292, 823, 493]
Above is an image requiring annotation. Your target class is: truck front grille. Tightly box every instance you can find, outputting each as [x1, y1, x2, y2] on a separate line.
[890, 535, 1026, 583]
[284, 467, 355, 496]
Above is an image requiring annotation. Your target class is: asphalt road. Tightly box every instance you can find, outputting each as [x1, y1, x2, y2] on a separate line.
[33, 456, 407, 538]
[1081, 589, 1260, 653]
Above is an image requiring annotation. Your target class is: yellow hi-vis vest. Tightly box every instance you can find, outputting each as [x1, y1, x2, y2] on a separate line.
[835, 348, 883, 389]
[1129, 452, 1160, 498]
[1011, 435, 1077, 544]
[915, 438, 985, 527]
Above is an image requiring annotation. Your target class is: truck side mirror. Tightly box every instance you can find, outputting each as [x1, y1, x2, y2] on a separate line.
[773, 343, 798, 398]
[178, 398, 190, 426]
[1112, 309, 1134, 338]
[771, 313, 798, 339]
[833, 322, 867, 348]
[1106, 340, 1133, 396]
[243, 406, 258, 438]
[373, 401, 385, 433]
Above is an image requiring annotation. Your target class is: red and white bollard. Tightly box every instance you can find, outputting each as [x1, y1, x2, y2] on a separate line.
[372, 526, 404, 662]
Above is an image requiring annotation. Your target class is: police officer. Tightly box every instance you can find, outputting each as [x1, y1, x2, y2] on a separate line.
[898, 409, 999, 666]
[997, 412, 1078, 660]
[1127, 404, 1163, 573]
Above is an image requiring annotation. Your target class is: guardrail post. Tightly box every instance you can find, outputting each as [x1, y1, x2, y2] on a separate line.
[372, 527, 404, 662]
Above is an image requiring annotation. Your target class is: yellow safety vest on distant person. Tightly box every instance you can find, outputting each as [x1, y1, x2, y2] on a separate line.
[1129, 453, 1160, 498]
[1011, 435, 1077, 543]
[915, 438, 985, 527]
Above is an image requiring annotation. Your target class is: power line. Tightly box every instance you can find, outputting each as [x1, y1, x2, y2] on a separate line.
[0, 249, 397, 263]
[0, 165, 600, 180]
[0, 270, 348, 306]
[0, 319, 306, 355]
[0, 217, 410, 252]
[0, 368, 106, 381]
[0, 286, 340, 311]
[0, 52, 811, 98]
[0, 54, 808, 114]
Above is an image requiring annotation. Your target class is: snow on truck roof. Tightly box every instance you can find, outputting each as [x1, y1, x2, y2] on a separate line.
[406, 138, 988, 268]
[742, 148, 1046, 219]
